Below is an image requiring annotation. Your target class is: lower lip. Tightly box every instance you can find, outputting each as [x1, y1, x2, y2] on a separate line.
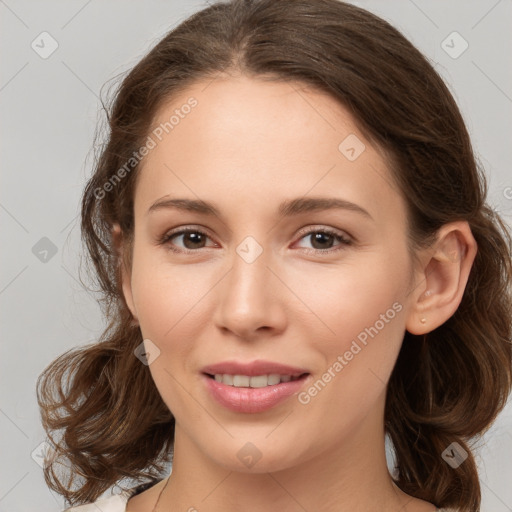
[203, 374, 310, 413]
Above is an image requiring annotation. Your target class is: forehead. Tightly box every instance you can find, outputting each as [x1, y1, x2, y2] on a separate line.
[134, 75, 404, 225]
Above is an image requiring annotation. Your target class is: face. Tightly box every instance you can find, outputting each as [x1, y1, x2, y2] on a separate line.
[120, 74, 419, 473]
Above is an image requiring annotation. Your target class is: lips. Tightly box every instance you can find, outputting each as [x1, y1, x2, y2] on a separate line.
[201, 360, 311, 413]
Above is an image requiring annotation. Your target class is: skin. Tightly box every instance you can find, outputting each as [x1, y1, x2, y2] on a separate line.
[116, 73, 477, 512]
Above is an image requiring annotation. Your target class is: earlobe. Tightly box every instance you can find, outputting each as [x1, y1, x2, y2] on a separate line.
[405, 221, 477, 335]
[112, 223, 138, 325]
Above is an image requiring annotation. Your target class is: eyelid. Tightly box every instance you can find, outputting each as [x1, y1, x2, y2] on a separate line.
[294, 225, 353, 243]
[292, 226, 353, 255]
[158, 225, 218, 248]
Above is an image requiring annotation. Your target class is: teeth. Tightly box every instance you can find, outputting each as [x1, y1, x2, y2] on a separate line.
[212, 373, 300, 388]
[233, 375, 250, 387]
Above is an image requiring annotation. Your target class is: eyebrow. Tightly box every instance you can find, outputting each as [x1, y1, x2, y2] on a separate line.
[147, 196, 373, 220]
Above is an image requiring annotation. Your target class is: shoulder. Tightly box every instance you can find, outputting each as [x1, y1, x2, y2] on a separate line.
[62, 480, 162, 512]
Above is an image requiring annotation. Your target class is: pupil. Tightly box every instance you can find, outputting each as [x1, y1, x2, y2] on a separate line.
[185, 232, 205, 249]
[312, 232, 333, 249]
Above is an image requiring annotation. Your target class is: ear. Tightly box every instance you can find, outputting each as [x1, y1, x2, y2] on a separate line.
[405, 221, 477, 335]
[112, 223, 138, 324]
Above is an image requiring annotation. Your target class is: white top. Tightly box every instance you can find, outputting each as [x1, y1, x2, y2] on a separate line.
[64, 492, 131, 512]
[63, 480, 160, 512]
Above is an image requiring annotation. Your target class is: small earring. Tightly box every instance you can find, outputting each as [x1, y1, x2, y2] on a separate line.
[420, 317, 427, 324]
[424, 289, 433, 297]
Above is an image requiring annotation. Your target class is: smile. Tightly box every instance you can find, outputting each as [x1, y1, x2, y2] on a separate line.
[203, 372, 310, 413]
[208, 373, 306, 388]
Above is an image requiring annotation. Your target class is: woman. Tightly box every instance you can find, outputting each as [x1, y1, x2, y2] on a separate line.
[36, 0, 512, 511]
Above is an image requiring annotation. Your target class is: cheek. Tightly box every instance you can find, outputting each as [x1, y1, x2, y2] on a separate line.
[130, 261, 211, 415]
[293, 284, 406, 450]
[130, 244, 207, 337]
[297, 250, 409, 405]
[294, 251, 408, 343]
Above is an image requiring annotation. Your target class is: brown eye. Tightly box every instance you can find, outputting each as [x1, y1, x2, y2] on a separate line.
[309, 232, 336, 250]
[175, 231, 207, 249]
[160, 228, 214, 253]
[295, 228, 352, 254]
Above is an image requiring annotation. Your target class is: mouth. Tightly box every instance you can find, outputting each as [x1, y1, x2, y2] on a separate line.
[203, 372, 309, 388]
[201, 369, 311, 413]
[200, 360, 311, 413]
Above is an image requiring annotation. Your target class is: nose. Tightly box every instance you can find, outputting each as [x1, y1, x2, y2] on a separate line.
[212, 243, 287, 340]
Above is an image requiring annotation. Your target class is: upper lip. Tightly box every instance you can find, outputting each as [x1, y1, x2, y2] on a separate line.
[201, 360, 310, 377]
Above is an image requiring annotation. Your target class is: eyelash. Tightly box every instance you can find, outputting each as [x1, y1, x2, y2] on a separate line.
[158, 225, 353, 255]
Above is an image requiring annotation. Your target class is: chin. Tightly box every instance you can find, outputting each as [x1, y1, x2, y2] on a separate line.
[200, 437, 306, 474]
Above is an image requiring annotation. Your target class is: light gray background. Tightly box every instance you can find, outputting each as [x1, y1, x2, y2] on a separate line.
[1, 1, 511, 511]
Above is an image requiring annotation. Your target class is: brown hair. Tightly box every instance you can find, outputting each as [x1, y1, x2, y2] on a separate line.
[36, 0, 512, 510]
